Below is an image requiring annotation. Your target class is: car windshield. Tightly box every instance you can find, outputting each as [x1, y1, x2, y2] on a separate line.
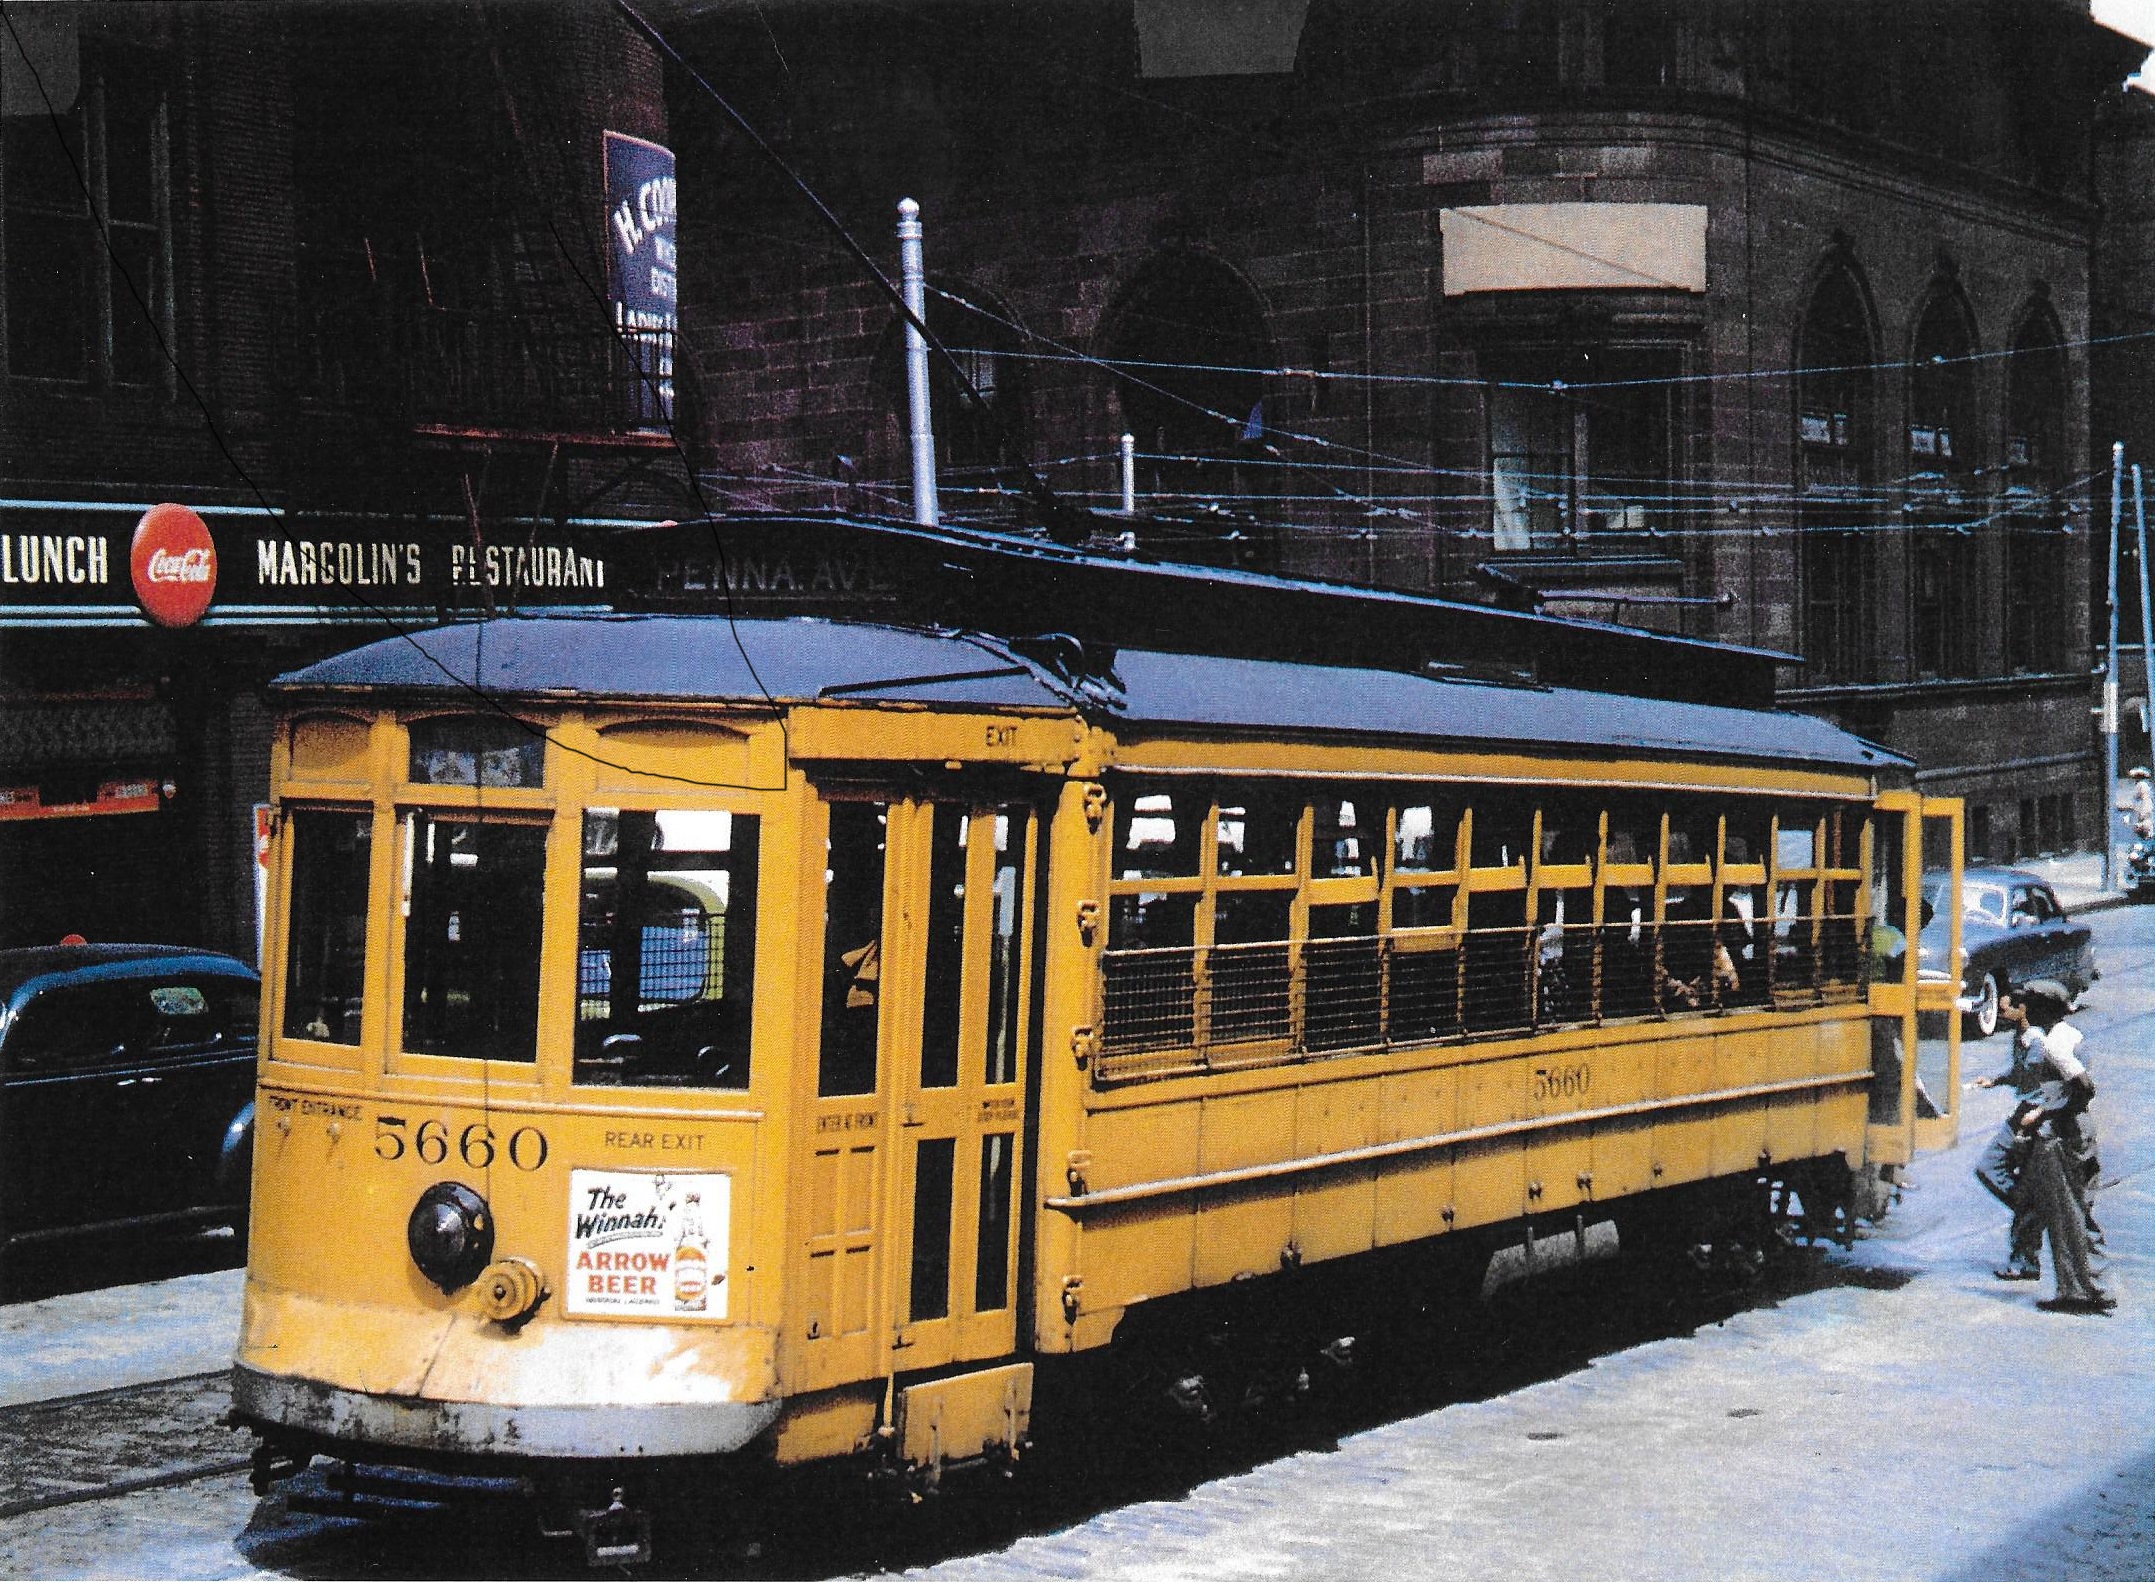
[1920, 879, 2007, 928]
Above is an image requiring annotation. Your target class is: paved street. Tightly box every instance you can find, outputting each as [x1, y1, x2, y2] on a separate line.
[2, 902, 2150, 1581]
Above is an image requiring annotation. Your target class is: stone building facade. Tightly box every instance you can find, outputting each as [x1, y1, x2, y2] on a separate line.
[673, 0, 2135, 863]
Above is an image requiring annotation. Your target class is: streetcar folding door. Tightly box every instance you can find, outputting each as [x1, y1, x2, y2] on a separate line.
[1865, 794, 1962, 1164]
[797, 796, 1036, 1393]
[1913, 800, 1963, 1152]
[885, 800, 1033, 1370]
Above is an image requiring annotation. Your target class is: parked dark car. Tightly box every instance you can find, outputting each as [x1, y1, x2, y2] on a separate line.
[1919, 868, 2097, 1039]
[0, 946, 258, 1272]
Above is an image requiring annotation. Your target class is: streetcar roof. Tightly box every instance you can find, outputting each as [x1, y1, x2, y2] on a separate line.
[274, 615, 1906, 772]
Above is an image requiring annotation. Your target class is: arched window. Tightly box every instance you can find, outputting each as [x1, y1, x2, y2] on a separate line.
[1906, 288, 1982, 678]
[2004, 309, 2066, 673]
[1101, 253, 1274, 516]
[1796, 267, 1874, 681]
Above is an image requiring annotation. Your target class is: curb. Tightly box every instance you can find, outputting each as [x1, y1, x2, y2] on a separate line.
[2069, 892, 2138, 916]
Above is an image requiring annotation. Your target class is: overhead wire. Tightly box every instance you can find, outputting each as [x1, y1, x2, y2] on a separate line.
[8, 0, 2099, 753]
[917, 282, 2097, 541]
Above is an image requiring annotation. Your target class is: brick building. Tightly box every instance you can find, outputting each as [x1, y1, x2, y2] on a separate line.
[0, 3, 680, 954]
[0, 1, 2140, 959]
[673, 0, 2136, 863]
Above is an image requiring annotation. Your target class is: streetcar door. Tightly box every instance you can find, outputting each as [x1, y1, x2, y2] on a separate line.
[1913, 799, 1963, 1152]
[1865, 793, 1963, 1166]
[885, 799, 1035, 1372]
[798, 798, 895, 1394]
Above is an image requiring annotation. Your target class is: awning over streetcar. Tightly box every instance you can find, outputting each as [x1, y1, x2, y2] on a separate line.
[274, 615, 1906, 772]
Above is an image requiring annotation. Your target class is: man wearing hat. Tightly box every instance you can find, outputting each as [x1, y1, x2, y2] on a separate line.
[1973, 980, 2110, 1309]
[2124, 766, 2155, 841]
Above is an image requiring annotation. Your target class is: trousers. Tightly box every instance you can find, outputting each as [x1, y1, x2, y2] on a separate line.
[2023, 1135, 2108, 1306]
[1974, 1122, 2042, 1273]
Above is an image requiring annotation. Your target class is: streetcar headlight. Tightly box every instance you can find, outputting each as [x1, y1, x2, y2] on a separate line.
[407, 1181, 495, 1293]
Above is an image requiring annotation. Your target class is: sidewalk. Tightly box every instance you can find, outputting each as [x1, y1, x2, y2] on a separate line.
[0, 1268, 242, 1408]
[2017, 849, 2133, 914]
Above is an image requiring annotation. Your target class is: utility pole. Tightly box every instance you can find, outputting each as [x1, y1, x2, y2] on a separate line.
[897, 198, 938, 528]
[2135, 465, 2154, 786]
[2104, 442, 2123, 889]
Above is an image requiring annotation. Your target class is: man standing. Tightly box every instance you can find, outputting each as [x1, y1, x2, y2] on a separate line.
[1972, 981, 2107, 1307]
[2123, 766, 2155, 840]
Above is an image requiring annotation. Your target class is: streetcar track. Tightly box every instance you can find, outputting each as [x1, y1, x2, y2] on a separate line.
[0, 1456, 252, 1522]
[0, 1369, 243, 1526]
[0, 1369, 226, 1420]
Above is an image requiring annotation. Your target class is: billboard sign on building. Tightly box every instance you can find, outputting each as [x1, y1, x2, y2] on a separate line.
[0, 503, 618, 626]
[604, 131, 676, 430]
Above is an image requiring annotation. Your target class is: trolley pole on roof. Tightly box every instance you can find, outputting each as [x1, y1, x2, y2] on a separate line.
[897, 198, 939, 528]
[2104, 441, 2123, 890]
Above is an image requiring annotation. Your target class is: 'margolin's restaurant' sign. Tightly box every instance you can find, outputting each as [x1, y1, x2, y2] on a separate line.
[0, 503, 614, 625]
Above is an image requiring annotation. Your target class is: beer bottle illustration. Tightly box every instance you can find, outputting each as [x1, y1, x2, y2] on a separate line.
[673, 1191, 709, 1312]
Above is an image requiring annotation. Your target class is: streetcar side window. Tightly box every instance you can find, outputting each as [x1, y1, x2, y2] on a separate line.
[1094, 780, 1884, 1085]
[1114, 783, 1201, 879]
[818, 802, 888, 1097]
[407, 714, 545, 789]
[282, 809, 372, 1046]
[575, 809, 760, 1089]
[399, 813, 548, 1063]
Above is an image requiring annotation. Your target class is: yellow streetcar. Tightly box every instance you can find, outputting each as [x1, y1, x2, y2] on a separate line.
[233, 571, 1962, 1559]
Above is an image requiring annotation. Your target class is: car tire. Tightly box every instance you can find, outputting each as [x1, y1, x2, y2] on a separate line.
[1966, 972, 2000, 1040]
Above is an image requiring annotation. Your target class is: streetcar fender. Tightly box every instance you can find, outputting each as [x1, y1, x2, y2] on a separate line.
[231, 1362, 783, 1459]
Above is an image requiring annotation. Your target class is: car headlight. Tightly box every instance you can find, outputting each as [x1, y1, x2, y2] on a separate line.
[407, 1181, 494, 1293]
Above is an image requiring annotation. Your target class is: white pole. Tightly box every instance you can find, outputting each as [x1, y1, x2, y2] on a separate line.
[897, 198, 938, 528]
[2104, 442, 2123, 888]
[1120, 432, 1136, 515]
[2135, 465, 2155, 784]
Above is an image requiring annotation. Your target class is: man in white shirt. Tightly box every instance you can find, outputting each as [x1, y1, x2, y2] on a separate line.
[1973, 981, 2105, 1305]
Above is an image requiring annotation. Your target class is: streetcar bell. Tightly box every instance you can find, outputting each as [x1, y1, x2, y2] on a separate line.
[407, 1181, 495, 1292]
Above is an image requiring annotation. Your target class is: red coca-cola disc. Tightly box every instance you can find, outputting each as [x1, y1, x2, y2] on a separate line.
[130, 503, 218, 628]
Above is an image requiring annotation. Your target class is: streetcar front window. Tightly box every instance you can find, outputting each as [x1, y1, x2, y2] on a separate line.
[400, 813, 547, 1063]
[576, 808, 760, 1088]
[282, 809, 371, 1046]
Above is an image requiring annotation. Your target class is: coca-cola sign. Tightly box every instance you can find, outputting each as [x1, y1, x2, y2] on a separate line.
[129, 503, 217, 627]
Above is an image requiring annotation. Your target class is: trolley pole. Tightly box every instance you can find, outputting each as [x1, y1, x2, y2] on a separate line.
[1121, 432, 1137, 515]
[2105, 442, 2123, 890]
[897, 198, 939, 528]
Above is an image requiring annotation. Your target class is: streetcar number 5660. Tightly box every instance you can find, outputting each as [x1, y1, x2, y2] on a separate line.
[374, 1115, 549, 1171]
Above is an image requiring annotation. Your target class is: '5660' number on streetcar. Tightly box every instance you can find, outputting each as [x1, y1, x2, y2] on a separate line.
[375, 1116, 549, 1171]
